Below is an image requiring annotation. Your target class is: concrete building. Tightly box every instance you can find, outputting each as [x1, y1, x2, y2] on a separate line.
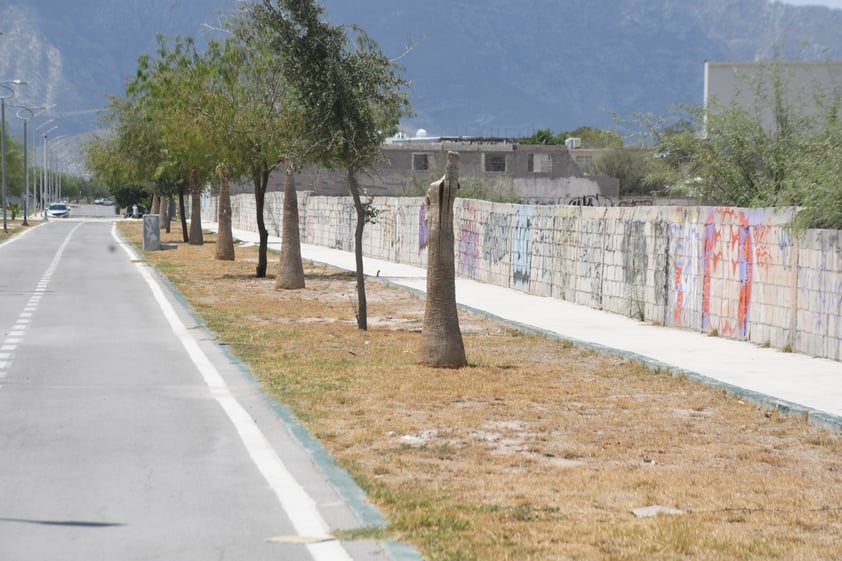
[704, 60, 842, 131]
[257, 135, 618, 205]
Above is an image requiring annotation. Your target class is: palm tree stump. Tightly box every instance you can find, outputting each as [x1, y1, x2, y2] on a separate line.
[215, 163, 235, 261]
[276, 160, 305, 289]
[419, 151, 467, 368]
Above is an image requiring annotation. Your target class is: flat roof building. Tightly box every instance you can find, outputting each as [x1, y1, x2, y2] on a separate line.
[281, 136, 618, 205]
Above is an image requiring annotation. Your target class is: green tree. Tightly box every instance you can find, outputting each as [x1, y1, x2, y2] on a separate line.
[787, 99, 842, 229]
[520, 128, 567, 145]
[84, 96, 160, 219]
[217, 18, 302, 278]
[643, 61, 842, 222]
[520, 126, 623, 148]
[1, 131, 24, 197]
[6, 202, 20, 220]
[128, 35, 219, 246]
[251, 0, 411, 329]
[570, 126, 624, 149]
[583, 147, 663, 196]
[109, 184, 150, 211]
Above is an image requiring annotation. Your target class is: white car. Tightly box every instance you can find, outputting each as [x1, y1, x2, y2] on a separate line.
[46, 203, 70, 218]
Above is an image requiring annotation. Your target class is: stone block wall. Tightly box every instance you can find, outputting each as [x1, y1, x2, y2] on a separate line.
[202, 194, 841, 361]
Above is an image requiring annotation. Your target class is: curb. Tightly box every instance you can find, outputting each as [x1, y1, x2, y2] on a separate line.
[138, 243, 425, 561]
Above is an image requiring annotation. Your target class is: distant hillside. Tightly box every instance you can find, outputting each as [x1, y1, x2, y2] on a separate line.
[2, 0, 842, 140]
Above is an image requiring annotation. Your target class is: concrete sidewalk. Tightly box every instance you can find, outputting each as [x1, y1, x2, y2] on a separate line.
[220, 225, 842, 432]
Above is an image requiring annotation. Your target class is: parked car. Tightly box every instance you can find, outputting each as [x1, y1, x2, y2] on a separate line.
[46, 203, 70, 218]
[95, 198, 114, 206]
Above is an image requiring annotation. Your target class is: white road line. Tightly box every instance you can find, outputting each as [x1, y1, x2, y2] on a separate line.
[112, 225, 354, 561]
[0, 224, 82, 386]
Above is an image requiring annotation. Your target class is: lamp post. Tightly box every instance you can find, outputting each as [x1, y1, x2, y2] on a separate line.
[51, 135, 67, 203]
[16, 106, 51, 222]
[41, 125, 57, 207]
[15, 107, 37, 225]
[1, 79, 27, 234]
[35, 119, 55, 210]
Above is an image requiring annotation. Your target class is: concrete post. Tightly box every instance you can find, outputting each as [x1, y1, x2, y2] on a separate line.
[143, 214, 161, 251]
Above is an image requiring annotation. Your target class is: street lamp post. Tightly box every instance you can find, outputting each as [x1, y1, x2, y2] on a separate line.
[35, 119, 56, 211]
[51, 135, 67, 203]
[16, 106, 51, 223]
[15, 107, 35, 225]
[1, 79, 27, 234]
[41, 125, 57, 208]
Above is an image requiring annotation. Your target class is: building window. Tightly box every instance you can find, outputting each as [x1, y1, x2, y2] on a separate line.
[575, 155, 593, 166]
[484, 154, 506, 172]
[528, 153, 552, 173]
[412, 153, 429, 171]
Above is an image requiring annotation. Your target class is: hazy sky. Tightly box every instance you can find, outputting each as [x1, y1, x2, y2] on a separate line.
[781, 0, 842, 8]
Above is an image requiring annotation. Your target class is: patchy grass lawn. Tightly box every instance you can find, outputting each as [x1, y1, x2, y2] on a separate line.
[121, 222, 842, 561]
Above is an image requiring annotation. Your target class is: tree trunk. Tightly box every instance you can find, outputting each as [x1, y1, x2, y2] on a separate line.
[215, 163, 235, 261]
[253, 168, 270, 278]
[189, 166, 204, 245]
[179, 185, 189, 243]
[151, 193, 161, 215]
[161, 195, 171, 233]
[419, 151, 467, 368]
[276, 161, 305, 290]
[347, 167, 368, 330]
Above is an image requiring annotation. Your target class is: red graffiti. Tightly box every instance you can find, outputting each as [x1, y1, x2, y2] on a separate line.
[703, 208, 761, 338]
[737, 214, 753, 337]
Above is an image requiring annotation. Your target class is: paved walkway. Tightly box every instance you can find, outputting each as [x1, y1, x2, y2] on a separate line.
[217, 225, 842, 432]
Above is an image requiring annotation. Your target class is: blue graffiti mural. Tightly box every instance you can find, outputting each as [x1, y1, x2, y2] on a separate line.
[512, 207, 533, 288]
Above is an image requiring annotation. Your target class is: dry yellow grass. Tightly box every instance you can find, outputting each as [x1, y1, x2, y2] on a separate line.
[123, 222, 842, 561]
[0, 220, 27, 241]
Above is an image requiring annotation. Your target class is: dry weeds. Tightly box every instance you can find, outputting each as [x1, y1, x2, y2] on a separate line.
[123, 223, 842, 561]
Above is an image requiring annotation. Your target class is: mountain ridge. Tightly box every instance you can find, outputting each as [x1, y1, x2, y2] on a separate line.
[2, 0, 842, 139]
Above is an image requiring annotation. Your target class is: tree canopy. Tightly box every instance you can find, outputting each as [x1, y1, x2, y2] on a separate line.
[251, 0, 412, 328]
[519, 127, 623, 148]
[602, 60, 842, 227]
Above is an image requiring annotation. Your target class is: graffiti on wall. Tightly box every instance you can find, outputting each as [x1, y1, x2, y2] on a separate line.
[621, 221, 649, 286]
[221, 193, 842, 361]
[621, 220, 648, 317]
[578, 219, 604, 301]
[701, 208, 779, 338]
[392, 206, 406, 263]
[524, 212, 555, 288]
[669, 214, 702, 326]
[336, 203, 356, 252]
[798, 235, 842, 340]
[418, 205, 428, 252]
[552, 211, 580, 293]
[512, 207, 533, 288]
[482, 212, 510, 264]
[459, 203, 480, 277]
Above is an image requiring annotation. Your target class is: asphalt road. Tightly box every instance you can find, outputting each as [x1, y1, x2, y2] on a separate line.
[0, 216, 401, 561]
